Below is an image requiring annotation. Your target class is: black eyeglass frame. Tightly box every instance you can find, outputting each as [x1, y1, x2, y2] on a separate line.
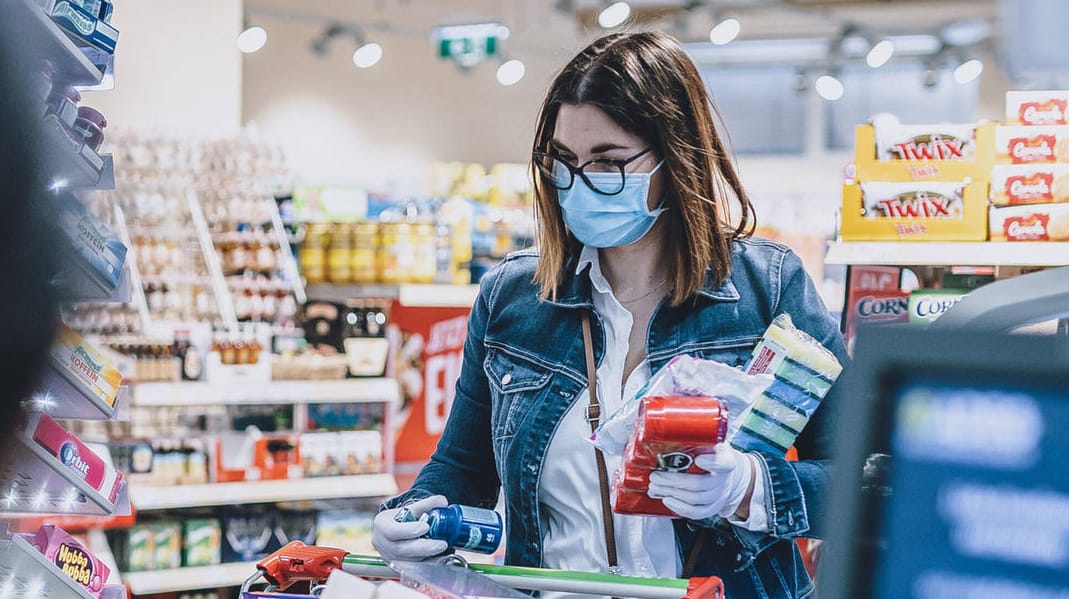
[532, 147, 654, 196]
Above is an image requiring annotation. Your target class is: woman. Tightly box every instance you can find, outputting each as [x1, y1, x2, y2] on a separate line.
[373, 31, 847, 598]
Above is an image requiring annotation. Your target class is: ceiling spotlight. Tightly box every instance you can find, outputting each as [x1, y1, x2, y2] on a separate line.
[598, 2, 631, 29]
[497, 59, 526, 86]
[709, 18, 741, 45]
[237, 25, 267, 54]
[866, 40, 894, 68]
[953, 59, 984, 84]
[353, 42, 383, 68]
[815, 74, 844, 101]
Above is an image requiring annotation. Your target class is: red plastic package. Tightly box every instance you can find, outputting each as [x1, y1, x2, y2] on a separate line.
[612, 395, 728, 517]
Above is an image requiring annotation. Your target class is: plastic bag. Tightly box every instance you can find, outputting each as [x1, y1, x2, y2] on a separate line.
[591, 355, 773, 457]
[733, 314, 843, 454]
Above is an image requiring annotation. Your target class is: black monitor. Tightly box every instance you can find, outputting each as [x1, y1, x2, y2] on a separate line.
[819, 326, 1069, 599]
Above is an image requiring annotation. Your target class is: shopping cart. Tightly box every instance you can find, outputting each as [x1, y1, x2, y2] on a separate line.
[240, 541, 725, 599]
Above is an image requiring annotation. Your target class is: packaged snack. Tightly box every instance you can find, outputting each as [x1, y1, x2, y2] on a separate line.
[860, 182, 966, 220]
[736, 314, 843, 454]
[183, 518, 222, 567]
[612, 395, 729, 517]
[1006, 91, 1069, 125]
[995, 126, 1069, 164]
[989, 164, 1069, 205]
[989, 203, 1069, 241]
[108, 524, 154, 571]
[27, 412, 124, 502]
[152, 522, 182, 569]
[843, 289, 910, 354]
[874, 123, 977, 161]
[49, 324, 123, 409]
[28, 525, 110, 598]
[908, 289, 969, 326]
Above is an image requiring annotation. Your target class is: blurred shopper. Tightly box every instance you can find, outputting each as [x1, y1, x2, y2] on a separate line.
[374, 31, 846, 598]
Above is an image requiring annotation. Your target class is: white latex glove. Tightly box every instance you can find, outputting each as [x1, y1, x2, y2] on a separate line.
[647, 445, 755, 521]
[372, 495, 449, 563]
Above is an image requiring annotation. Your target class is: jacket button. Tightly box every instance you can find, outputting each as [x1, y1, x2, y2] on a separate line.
[502, 373, 513, 385]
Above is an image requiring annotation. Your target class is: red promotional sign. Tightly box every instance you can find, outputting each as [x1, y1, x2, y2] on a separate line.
[386, 303, 471, 490]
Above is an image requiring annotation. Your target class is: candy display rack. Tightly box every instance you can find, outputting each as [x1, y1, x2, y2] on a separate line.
[4, 1, 130, 597]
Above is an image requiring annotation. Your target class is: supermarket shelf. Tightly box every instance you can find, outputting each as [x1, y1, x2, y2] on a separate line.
[825, 242, 1069, 267]
[122, 561, 257, 595]
[0, 535, 126, 599]
[14, 0, 104, 86]
[129, 473, 397, 510]
[307, 283, 479, 308]
[131, 378, 400, 407]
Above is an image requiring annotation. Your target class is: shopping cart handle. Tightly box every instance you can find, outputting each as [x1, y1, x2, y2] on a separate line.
[256, 540, 348, 590]
[684, 576, 725, 599]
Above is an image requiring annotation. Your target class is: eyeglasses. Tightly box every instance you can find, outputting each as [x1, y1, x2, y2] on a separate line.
[533, 147, 653, 196]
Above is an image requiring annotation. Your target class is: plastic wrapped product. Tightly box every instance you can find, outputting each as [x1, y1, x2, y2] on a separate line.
[735, 314, 843, 455]
[860, 182, 966, 220]
[874, 123, 977, 160]
[1006, 91, 1069, 125]
[995, 125, 1069, 164]
[989, 202, 1069, 241]
[591, 355, 771, 457]
[990, 164, 1069, 206]
[612, 395, 728, 517]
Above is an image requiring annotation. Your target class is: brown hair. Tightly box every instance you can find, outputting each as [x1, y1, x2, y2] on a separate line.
[531, 31, 756, 306]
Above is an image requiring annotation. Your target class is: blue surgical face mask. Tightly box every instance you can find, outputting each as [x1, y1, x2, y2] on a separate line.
[557, 161, 667, 248]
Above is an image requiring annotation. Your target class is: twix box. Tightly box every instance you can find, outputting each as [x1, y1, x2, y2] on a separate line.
[860, 182, 966, 220]
[1006, 91, 1069, 126]
[990, 164, 1069, 206]
[989, 203, 1069, 241]
[49, 324, 122, 408]
[995, 126, 1069, 164]
[875, 123, 977, 161]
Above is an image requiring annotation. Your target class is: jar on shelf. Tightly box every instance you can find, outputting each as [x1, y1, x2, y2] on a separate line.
[379, 223, 416, 284]
[413, 223, 437, 284]
[327, 223, 354, 283]
[300, 223, 330, 284]
[350, 222, 380, 284]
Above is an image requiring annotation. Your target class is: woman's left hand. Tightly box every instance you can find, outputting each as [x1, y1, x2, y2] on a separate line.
[647, 444, 756, 521]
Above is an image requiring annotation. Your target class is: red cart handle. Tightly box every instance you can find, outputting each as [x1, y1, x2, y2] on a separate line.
[685, 576, 725, 599]
[256, 540, 348, 590]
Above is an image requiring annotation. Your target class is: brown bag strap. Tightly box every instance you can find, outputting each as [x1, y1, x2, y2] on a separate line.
[581, 310, 708, 580]
[581, 311, 620, 574]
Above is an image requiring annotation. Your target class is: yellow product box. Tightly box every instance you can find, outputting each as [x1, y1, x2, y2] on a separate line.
[995, 125, 1069, 164]
[989, 203, 1069, 241]
[840, 181, 988, 241]
[48, 324, 122, 407]
[989, 164, 1069, 206]
[853, 124, 995, 182]
[1005, 90, 1069, 125]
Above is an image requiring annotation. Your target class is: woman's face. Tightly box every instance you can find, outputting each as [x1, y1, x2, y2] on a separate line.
[551, 103, 664, 211]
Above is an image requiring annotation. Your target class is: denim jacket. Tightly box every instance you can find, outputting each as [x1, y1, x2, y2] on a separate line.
[383, 238, 849, 599]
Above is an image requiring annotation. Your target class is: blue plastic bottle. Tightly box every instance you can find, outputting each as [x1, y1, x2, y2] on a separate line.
[424, 504, 503, 554]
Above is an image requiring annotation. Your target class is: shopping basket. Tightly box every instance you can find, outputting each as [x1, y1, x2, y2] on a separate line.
[240, 540, 725, 598]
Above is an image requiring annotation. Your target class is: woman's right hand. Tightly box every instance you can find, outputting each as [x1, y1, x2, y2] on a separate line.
[372, 494, 450, 563]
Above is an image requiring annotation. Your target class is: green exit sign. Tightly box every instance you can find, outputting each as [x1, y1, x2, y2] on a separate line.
[432, 22, 509, 67]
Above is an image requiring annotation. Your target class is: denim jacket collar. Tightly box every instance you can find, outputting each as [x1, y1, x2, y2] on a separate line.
[546, 248, 741, 308]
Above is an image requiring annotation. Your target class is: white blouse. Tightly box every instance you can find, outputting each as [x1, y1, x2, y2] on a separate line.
[537, 246, 768, 597]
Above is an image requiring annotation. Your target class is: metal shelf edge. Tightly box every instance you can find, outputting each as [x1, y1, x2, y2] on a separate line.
[129, 473, 398, 511]
[825, 242, 1069, 267]
[130, 378, 400, 407]
[121, 561, 258, 595]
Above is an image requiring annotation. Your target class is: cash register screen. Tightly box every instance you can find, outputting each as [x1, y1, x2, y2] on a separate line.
[872, 375, 1069, 598]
